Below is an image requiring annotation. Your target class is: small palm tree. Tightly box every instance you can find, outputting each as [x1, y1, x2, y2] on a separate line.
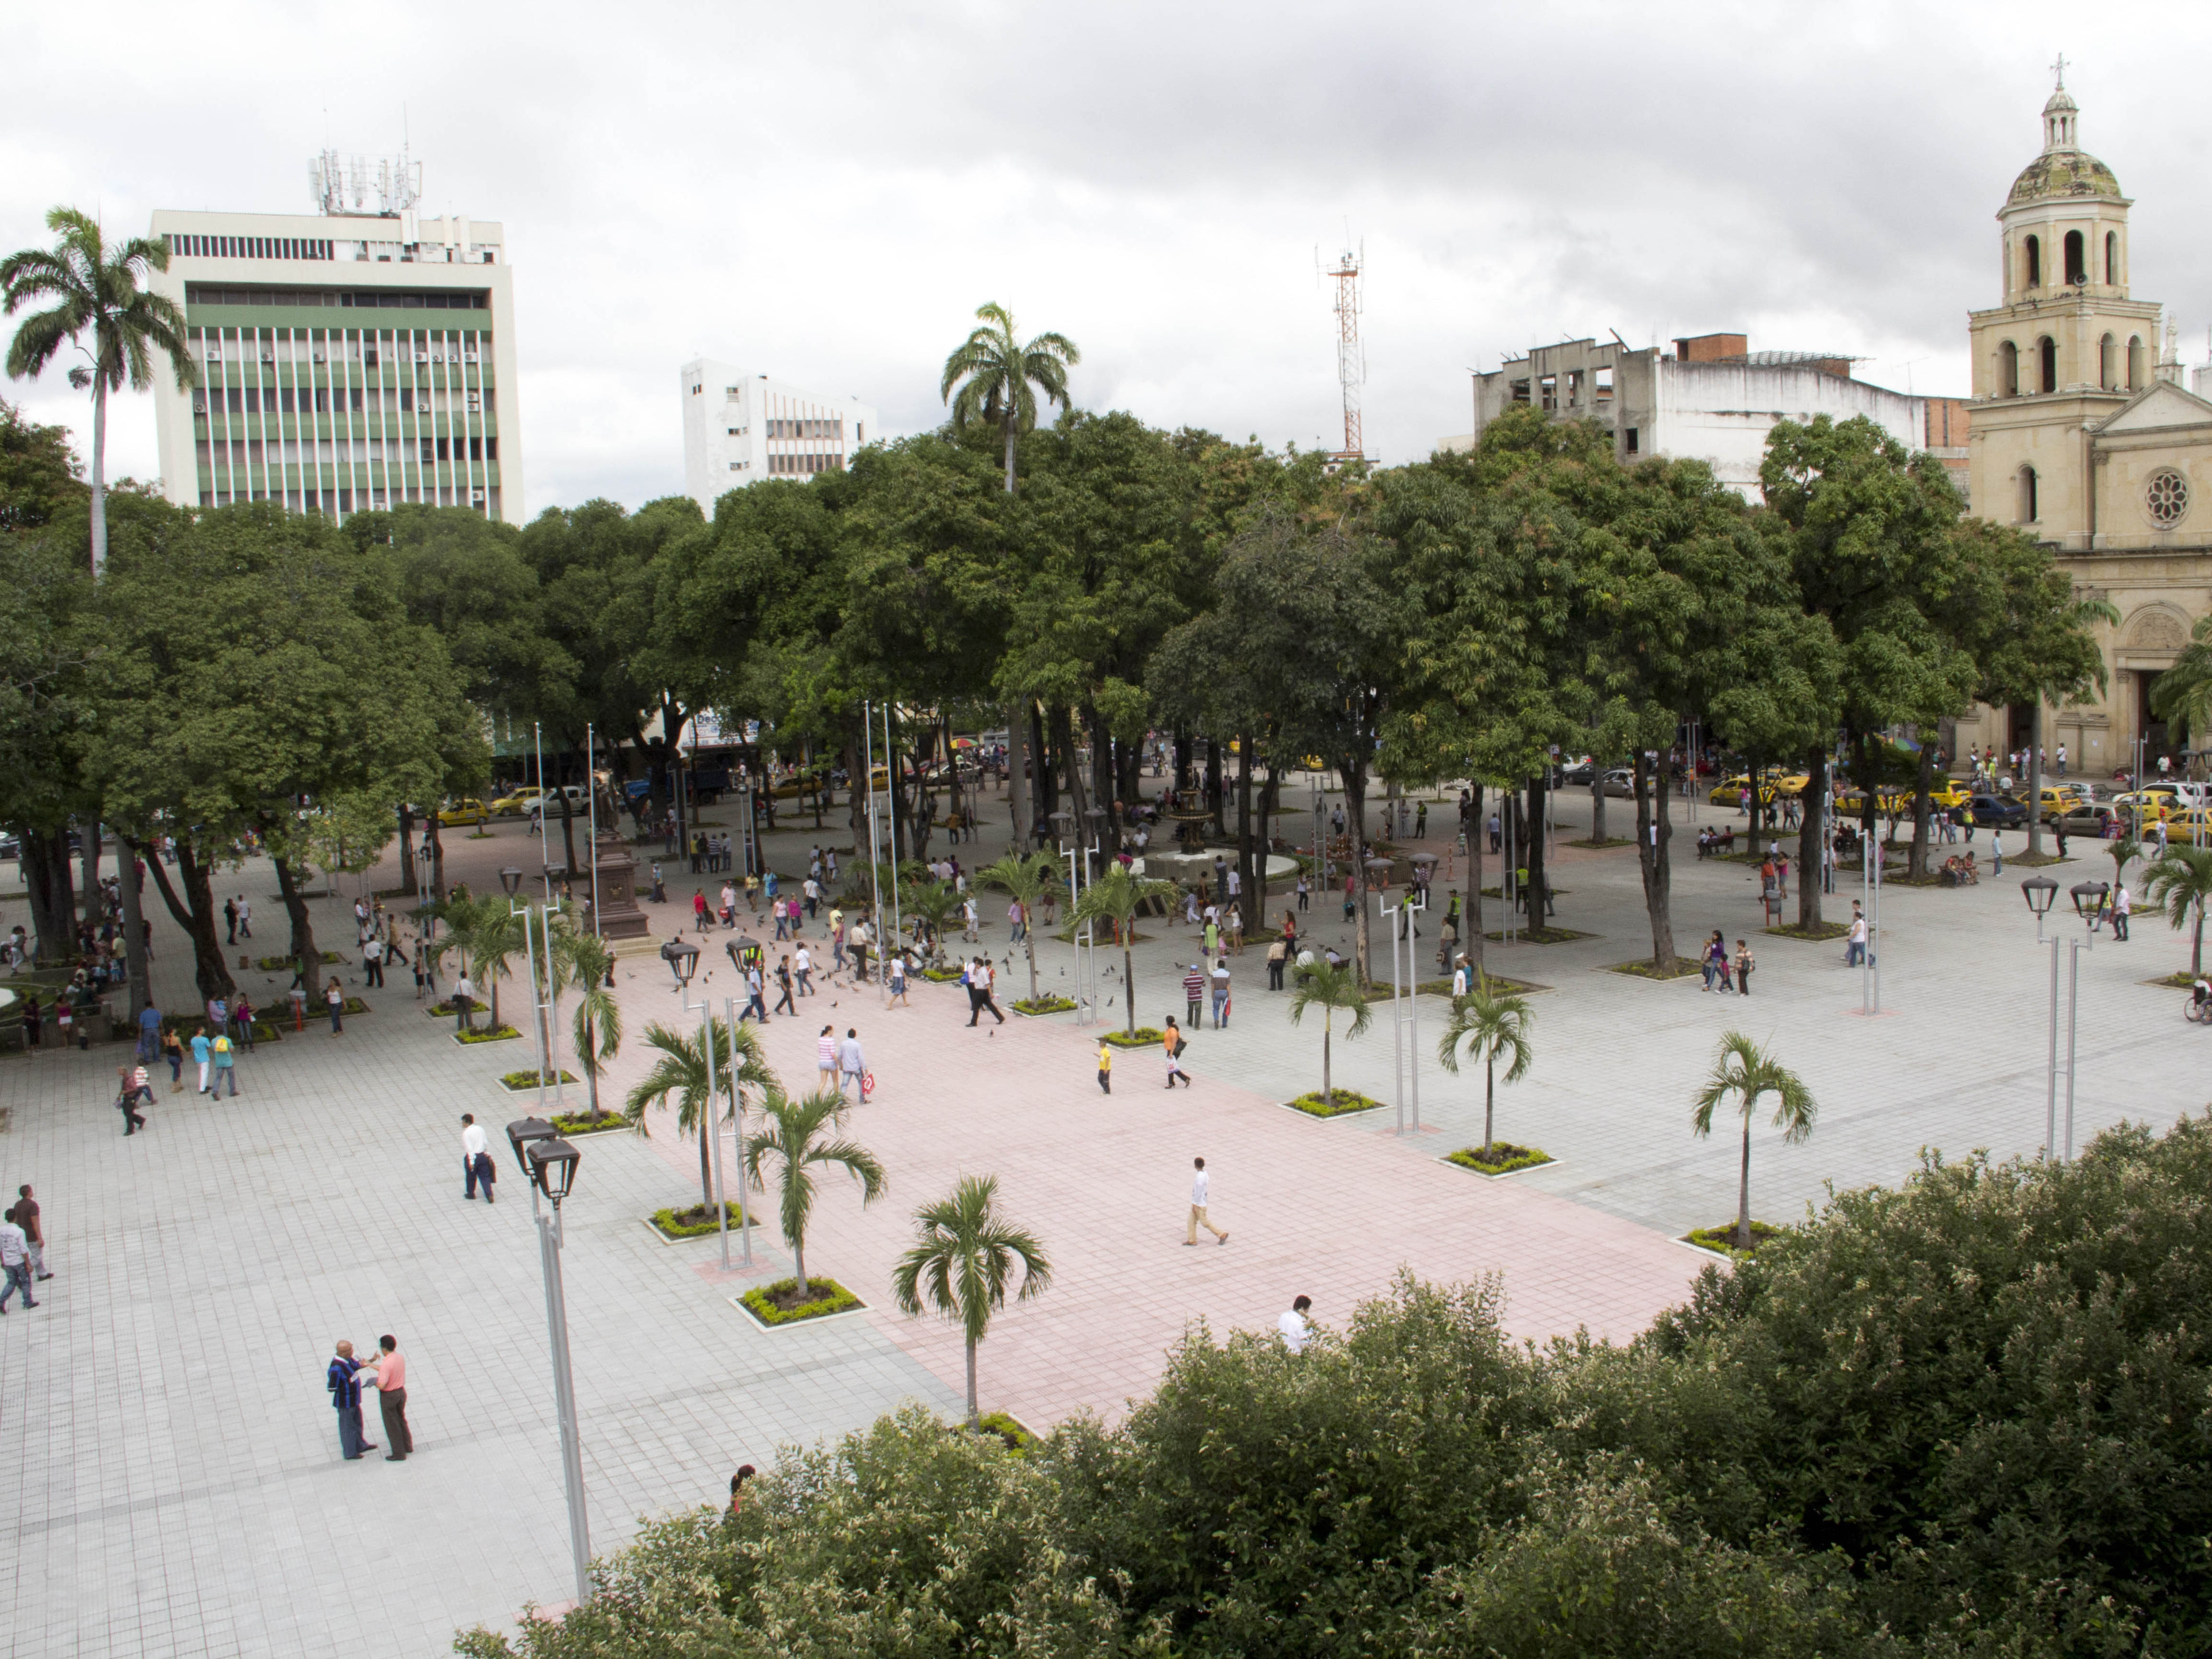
[626, 1018, 777, 1213]
[554, 929, 622, 1118]
[1436, 975, 1535, 1155]
[1691, 1031, 1816, 1250]
[2, 208, 194, 577]
[466, 904, 529, 1032]
[902, 879, 963, 966]
[977, 851, 1060, 1002]
[2144, 843, 2212, 975]
[2107, 836, 2142, 922]
[940, 302, 1080, 494]
[745, 1089, 886, 1300]
[1286, 960, 1372, 1108]
[891, 1174, 1052, 1427]
[1070, 864, 1178, 1034]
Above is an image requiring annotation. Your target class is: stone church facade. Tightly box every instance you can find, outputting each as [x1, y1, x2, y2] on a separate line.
[1953, 79, 2212, 774]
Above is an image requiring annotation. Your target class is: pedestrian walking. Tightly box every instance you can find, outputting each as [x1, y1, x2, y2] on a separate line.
[1163, 1017, 1191, 1087]
[1210, 957, 1231, 1029]
[773, 955, 797, 1016]
[365, 1335, 412, 1460]
[1278, 1295, 1312, 1354]
[212, 1029, 239, 1096]
[326, 977, 345, 1036]
[794, 945, 815, 996]
[889, 951, 910, 1006]
[838, 1028, 867, 1101]
[1295, 874, 1309, 911]
[1846, 905, 1868, 968]
[968, 957, 1004, 1026]
[1096, 1037, 1113, 1095]
[2115, 883, 2132, 941]
[235, 895, 251, 939]
[817, 1026, 839, 1092]
[1183, 962, 1204, 1026]
[461, 1113, 496, 1202]
[741, 963, 768, 1023]
[14, 1186, 50, 1281]
[1185, 1156, 1227, 1245]
[1733, 938, 1755, 997]
[1990, 828, 2004, 875]
[0, 1206, 39, 1311]
[326, 1341, 376, 1459]
[191, 1027, 213, 1094]
[224, 895, 239, 944]
[453, 973, 477, 1033]
[363, 935, 385, 987]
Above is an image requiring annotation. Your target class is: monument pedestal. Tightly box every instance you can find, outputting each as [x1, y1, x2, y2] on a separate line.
[590, 830, 652, 943]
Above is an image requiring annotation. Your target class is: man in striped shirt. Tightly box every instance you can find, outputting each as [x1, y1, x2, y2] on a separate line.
[1182, 964, 1205, 1027]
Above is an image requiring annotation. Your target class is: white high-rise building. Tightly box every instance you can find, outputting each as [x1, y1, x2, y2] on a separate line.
[148, 185, 521, 524]
[681, 361, 877, 514]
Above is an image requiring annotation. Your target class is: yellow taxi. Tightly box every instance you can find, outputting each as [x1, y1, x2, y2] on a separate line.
[490, 785, 544, 817]
[1929, 780, 1972, 810]
[2008, 784, 2092, 821]
[436, 797, 492, 828]
[2110, 791, 2175, 825]
[2158, 805, 2212, 840]
[1707, 772, 1801, 807]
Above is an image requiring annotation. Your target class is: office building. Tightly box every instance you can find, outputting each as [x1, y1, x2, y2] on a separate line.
[148, 173, 520, 523]
[680, 361, 877, 515]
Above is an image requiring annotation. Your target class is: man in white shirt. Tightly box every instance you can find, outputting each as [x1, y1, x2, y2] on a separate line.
[837, 1029, 867, 1101]
[1278, 1295, 1312, 1354]
[2114, 884, 2132, 942]
[460, 1113, 495, 1203]
[0, 1206, 36, 1312]
[453, 974, 477, 1032]
[1846, 907, 1868, 968]
[794, 945, 815, 996]
[1185, 1155, 1228, 1246]
[235, 895, 252, 939]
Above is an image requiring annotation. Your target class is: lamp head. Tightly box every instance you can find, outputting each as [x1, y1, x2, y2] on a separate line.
[2020, 874, 2059, 917]
[661, 937, 701, 987]
[2069, 879, 2110, 921]
[527, 1135, 580, 1200]
[505, 1116, 554, 1180]
[499, 866, 523, 897]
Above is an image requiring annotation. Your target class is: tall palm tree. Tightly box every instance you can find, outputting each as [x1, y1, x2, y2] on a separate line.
[977, 851, 1059, 1002]
[626, 1018, 777, 1213]
[1436, 975, 1536, 1155]
[2, 208, 194, 577]
[553, 928, 622, 1117]
[2144, 843, 2212, 976]
[1286, 959, 1372, 1108]
[1691, 1031, 1816, 1250]
[744, 1089, 886, 1300]
[1070, 864, 1178, 1034]
[940, 302, 1079, 494]
[891, 1174, 1052, 1427]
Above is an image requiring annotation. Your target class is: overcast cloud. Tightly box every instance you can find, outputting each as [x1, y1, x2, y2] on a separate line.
[5, 0, 2205, 514]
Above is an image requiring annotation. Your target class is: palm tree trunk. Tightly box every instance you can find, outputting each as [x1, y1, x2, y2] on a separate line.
[2195, 905, 2204, 977]
[1484, 1057, 1495, 1153]
[1022, 905, 1038, 1001]
[584, 1014, 603, 1118]
[1737, 1118, 1753, 1248]
[1322, 1019, 1333, 1106]
[1002, 413, 1017, 494]
[966, 1337, 979, 1426]
[1122, 938, 1136, 1035]
[698, 1117, 714, 1213]
[793, 1237, 809, 1302]
[90, 373, 108, 578]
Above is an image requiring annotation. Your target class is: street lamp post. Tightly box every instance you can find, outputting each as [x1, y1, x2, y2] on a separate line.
[1376, 862, 1423, 1134]
[500, 867, 552, 1114]
[661, 937, 706, 1014]
[2020, 876, 2104, 1162]
[504, 1117, 590, 1605]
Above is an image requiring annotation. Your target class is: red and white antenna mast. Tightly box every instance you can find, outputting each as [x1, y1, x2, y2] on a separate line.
[1322, 240, 1365, 464]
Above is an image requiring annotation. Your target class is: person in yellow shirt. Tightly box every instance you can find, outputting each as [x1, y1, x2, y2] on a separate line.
[1096, 1039, 1112, 1095]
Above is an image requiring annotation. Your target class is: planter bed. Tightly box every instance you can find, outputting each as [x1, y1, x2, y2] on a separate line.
[268, 996, 370, 1023]
[2148, 971, 2201, 990]
[1602, 957, 1703, 981]
[499, 1069, 580, 1091]
[1102, 1026, 1163, 1048]
[920, 967, 965, 983]
[646, 1202, 767, 1242]
[1566, 836, 1636, 849]
[1481, 926, 1594, 946]
[1681, 1219, 1785, 1258]
[734, 1275, 865, 1330]
[1012, 996, 1077, 1016]
[550, 1111, 627, 1136]
[1416, 975, 1549, 998]
[1763, 921, 1852, 942]
[1283, 1088, 1387, 1119]
[155, 1010, 286, 1043]
[974, 1411, 1040, 1452]
[1442, 1142, 1555, 1178]
[1479, 885, 1569, 899]
[452, 1025, 522, 1045]
[254, 951, 343, 972]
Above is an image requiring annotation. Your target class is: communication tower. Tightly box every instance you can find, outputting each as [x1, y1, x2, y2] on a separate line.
[1321, 241, 1365, 464]
[308, 144, 421, 217]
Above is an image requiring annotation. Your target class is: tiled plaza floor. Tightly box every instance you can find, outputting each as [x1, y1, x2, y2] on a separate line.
[1, 781, 2200, 1656]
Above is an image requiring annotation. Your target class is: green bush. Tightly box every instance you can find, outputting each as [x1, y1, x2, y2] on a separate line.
[454, 1024, 521, 1045]
[1285, 1087, 1384, 1117]
[254, 950, 343, 972]
[550, 1111, 625, 1136]
[1012, 995, 1077, 1015]
[1102, 1026, 1163, 1048]
[455, 1117, 2212, 1658]
[739, 1276, 860, 1325]
[499, 1068, 579, 1089]
[1446, 1142, 1554, 1176]
[1682, 1219, 1785, 1255]
[649, 1202, 760, 1239]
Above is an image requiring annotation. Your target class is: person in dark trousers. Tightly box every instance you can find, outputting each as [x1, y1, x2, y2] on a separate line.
[224, 896, 239, 944]
[461, 1114, 496, 1202]
[1096, 1039, 1112, 1094]
[366, 1334, 412, 1461]
[116, 1067, 147, 1133]
[327, 1341, 377, 1460]
[15, 1185, 50, 1280]
[773, 955, 797, 1017]
[968, 957, 1004, 1025]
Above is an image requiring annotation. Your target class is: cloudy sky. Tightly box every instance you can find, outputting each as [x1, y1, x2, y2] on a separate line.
[5, 0, 2206, 515]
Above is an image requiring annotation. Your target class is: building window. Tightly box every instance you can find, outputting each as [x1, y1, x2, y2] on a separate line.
[2064, 230, 2086, 286]
[2146, 468, 2189, 529]
[2024, 234, 2041, 289]
[2105, 231, 2119, 285]
[2019, 465, 2039, 524]
[2038, 337, 2057, 395]
[1510, 379, 1530, 405]
[1623, 428, 1639, 455]
[2128, 336, 2146, 389]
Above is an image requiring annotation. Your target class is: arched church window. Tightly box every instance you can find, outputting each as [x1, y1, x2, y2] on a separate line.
[2105, 231, 2119, 285]
[2128, 336, 2146, 389]
[2025, 235, 2042, 288]
[2039, 337, 2058, 394]
[2020, 466, 2039, 525]
[2064, 231, 2086, 286]
[2146, 469, 2189, 529]
[1998, 340, 2019, 397]
[2100, 334, 2117, 390]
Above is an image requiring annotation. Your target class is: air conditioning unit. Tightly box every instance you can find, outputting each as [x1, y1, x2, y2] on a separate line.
[414, 351, 429, 363]
[462, 350, 479, 363]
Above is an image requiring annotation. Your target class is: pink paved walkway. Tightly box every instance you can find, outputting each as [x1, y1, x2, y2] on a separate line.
[598, 955, 1704, 1430]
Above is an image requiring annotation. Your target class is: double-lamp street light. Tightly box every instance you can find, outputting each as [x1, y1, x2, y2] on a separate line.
[2020, 874, 2108, 1164]
[504, 1116, 591, 1605]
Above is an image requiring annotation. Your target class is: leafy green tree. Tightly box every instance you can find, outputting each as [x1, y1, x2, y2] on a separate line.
[976, 851, 1060, 1002]
[1690, 1030, 1816, 1249]
[625, 1017, 776, 1213]
[1069, 863, 1178, 1034]
[0, 508, 95, 966]
[2143, 843, 2212, 975]
[0, 397, 84, 530]
[2151, 613, 2212, 755]
[744, 1088, 886, 1299]
[2, 208, 193, 576]
[891, 1173, 1052, 1426]
[1436, 975, 1535, 1155]
[940, 302, 1079, 493]
[1286, 959, 1372, 1107]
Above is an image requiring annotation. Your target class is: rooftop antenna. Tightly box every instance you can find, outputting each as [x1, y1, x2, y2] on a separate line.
[1316, 236, 1366, 466]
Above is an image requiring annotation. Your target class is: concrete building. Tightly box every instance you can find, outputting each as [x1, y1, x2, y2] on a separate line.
[1447, 333, 1932, 500]
[680, 361, 877, 515]
[1951, 79, 2212, 773]
[148, 193, 520, 524]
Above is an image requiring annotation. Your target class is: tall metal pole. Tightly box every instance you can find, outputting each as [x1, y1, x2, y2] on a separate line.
[535, 721, 548, 885]
[884, 701, 903, 963]
[586, 723, 601, 938]
[514, 902, 548, 1111]
[724, 995, 751, 1265]
[1408, 897, 1422, 1131]
[2044, 937, 2061, 1159]
[536, 1189, 590, 1604]
[2063, 939, 2081, 1162]
[704, 1000, 728, 1269]
[1871, 826, 1883, 1015]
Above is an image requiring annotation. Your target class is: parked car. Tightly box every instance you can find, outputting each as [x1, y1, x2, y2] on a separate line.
[2053, 801, 2122, 837]
[1556, 756, 1596, 787]
[1601, 768, 1647, 799]
[490, 785, 544, 817]
[436, 797, 492, 828]
[1966, 792, 2028, 828]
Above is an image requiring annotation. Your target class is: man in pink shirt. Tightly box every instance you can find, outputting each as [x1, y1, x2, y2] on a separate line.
[363, 1334, 413, 1461]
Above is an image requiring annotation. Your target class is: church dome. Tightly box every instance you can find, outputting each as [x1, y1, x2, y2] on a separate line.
[2008, 147, 2121, 206]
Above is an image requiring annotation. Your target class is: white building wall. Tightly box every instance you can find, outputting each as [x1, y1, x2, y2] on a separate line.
[1651, 362, 1925, 497]
[680, 359, 878, 516]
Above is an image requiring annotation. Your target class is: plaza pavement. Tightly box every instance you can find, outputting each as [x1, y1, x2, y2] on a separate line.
[0, 779, 2200, 1657]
